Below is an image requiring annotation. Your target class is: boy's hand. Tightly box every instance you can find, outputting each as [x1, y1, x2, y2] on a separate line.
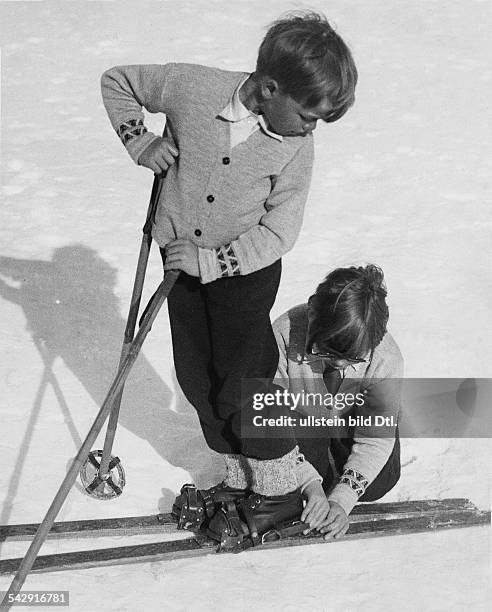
[300, 480, 331, 534]
[164, 239, 199, 277]
[318, 500, 349, 540]
[138, 137, 178, 174]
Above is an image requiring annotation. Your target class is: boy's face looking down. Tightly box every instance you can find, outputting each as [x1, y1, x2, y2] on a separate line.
[241, 76, 332, 137]
[264, 91, 332, 137]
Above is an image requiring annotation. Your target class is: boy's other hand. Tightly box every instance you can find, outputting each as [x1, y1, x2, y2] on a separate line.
[319, 500, 349, 540]
[138, 137, 178, 174]
[164, 239, 199, 277]
[301, 480, 330, 534]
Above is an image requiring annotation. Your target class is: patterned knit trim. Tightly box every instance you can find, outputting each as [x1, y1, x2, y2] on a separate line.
[339, 468, 369, 498]
[116, 119, 148, 145]
[215, 243, 241, 277]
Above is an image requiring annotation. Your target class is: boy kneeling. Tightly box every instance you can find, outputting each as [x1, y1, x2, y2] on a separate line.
[273, 264, 403, 539]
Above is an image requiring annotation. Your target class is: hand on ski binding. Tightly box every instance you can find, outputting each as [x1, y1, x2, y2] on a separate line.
[301, 481, 349, 540]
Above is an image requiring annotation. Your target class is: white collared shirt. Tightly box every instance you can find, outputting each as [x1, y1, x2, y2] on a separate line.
[218, 75, 283, 148]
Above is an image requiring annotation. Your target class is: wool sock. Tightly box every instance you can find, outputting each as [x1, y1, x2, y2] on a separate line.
[248, 446, 299, 496]
[223, 453, 252, 489]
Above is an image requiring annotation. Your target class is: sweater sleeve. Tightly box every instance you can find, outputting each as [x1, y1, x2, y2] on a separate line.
[198, 137, 314, 283]
[100, 64, 178, 164]
[327, 438, 396, 515]
[328, 353, 404, 515]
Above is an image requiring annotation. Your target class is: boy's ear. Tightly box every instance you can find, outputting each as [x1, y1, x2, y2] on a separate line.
[258, 76, 281, 100]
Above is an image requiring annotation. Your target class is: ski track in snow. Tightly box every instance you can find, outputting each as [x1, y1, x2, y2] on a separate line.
[0, 1, 490, 611]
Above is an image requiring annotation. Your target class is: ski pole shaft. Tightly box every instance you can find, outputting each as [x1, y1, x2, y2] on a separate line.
[98, 174, 163, 477]
[98, 233, 152, 476]
[0, 271, 179, 611]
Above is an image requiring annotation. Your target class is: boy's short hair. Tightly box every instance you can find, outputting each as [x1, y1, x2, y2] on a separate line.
[307, 264, 389, 359]
[256, 11, 358, 122]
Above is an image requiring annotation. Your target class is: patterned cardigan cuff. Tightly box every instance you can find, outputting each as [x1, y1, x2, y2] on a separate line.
[116, 118, 147, 144]
[115, 119, 159, 165]
[198, 243, 242, 284]
[327, 468, 369, 515]
[215, 243, 241, 277]
[339, 468, 369, 497]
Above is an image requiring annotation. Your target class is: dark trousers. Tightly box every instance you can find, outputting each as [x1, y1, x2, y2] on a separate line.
[298, 430, 401, 501]
[166, 257, 296, 459]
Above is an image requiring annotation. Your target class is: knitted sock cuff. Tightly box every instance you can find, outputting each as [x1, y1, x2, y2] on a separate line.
[248, 446, 299, 496]
[223, 454, 251, 489]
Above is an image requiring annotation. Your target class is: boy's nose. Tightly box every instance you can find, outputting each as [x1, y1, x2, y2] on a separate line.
[302, 120, 317, 133]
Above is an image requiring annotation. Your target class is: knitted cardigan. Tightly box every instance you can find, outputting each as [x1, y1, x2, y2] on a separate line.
[273, 304, 404, 514]
[101, 63, 314, 283]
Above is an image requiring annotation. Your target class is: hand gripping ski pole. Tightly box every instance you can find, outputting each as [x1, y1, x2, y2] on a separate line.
[0, 177, 179, 611]
[79, 174, 165, 500]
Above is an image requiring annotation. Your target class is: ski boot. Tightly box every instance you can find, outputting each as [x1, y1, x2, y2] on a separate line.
[207, 489, 304, 551]
[172, 482, 249, 531]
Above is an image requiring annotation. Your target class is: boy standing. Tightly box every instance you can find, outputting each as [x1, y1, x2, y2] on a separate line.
[101, 12, 357, 539]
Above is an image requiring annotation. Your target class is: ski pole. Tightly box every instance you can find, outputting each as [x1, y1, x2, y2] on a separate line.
[97, 174, 164, 481]
[0, 270, 179, 611]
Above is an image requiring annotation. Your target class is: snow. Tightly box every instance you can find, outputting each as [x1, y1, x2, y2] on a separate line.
[0, 1, 490, 611]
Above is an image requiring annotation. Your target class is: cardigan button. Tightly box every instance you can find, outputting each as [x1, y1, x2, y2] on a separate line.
[222, 157, 230, 165]
[207, 195, 215, 203]
[194, 229, 202, 237]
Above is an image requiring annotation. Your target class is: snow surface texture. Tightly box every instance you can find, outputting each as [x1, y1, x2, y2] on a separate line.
[0, 1, 490, 611]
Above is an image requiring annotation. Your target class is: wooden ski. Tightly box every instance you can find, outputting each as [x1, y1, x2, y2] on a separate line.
[0, 498, 478, 542]
[0, 498, 483, 542]
[0, 499, 488, 575]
